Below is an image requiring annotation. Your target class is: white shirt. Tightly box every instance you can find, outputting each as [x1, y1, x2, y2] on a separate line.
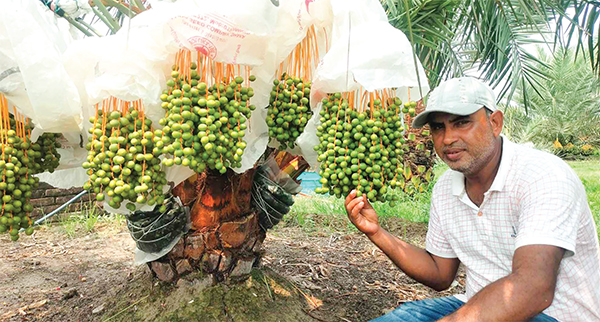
[426, 137, 600, 322]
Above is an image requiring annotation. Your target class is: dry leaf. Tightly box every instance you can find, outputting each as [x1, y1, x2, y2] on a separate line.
[2, 311, 17, 319]
[29, 299, 47, 309]
[306, 295, 323, 310]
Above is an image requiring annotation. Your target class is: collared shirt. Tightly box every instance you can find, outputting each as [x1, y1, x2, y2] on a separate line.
[426, 137, 600, 322]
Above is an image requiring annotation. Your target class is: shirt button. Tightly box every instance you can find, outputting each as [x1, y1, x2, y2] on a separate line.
[477, 211, 483, 217]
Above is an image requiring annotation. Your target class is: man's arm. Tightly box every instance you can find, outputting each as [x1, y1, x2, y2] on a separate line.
[368, 228, 461, 291]
[439, 245, 564, 322]
[345, 190, 460, 291]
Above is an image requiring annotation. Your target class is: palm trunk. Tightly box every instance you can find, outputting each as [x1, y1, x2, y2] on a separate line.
[148, 168, 265, 283]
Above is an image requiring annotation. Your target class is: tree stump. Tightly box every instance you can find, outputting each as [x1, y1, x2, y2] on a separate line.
[148, 168, 266, 282]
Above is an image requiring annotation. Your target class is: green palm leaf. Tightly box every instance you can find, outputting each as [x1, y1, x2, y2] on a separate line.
[507, 47, 600, 146]
[382, 0, 600, 110]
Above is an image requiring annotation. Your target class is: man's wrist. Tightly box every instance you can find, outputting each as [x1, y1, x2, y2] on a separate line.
[366, 226, 385, 241]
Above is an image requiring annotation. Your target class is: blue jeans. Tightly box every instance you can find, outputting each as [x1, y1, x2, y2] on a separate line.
[370, 296, 559, 322]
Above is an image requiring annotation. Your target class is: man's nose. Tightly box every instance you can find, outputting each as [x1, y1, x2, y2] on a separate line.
[442, 126, 459, 145]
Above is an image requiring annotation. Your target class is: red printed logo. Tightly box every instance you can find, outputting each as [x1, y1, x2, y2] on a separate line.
[188, 36, 217, 59]
[305, 0, 314, 12]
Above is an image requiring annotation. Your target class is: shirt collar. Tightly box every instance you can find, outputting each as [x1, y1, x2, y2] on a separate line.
[450, 135, 513, 196]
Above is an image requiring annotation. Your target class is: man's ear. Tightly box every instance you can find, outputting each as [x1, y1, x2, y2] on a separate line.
[489, 110, 503, 137]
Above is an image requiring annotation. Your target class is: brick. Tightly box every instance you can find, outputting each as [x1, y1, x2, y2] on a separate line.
[31, 208, 43, 219]
[30, 205, 59, 220]
[79, 192, 96, 203]
[67, 187, 84, 194]
[77, 202, 89, 209]
[42, 205, 60, 215]
[66, 203, 83, 212]
[31, 189, 46, 199]
[86, 193, 97, 202]
[45, 189, 68, 197]
[30, 197, 55, 207]
[55, 195, 79, 205]
[37, 182, 54, 189]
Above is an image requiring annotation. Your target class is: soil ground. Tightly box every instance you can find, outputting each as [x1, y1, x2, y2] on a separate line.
[0, 217, 465, 322]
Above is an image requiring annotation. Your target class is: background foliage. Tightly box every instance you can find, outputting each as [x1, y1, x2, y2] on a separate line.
[501, 48, 600, 158]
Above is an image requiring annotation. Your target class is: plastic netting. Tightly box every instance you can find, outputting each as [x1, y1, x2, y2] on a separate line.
[251, 157, 301, 230]
[126, 196, 190, 256]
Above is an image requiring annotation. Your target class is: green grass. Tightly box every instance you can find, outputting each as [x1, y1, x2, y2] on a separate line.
[283, 188, 433, 233]
[42, 201, 125, 238]
[567, 159, 600, 237]
[284, 159, 600, 238]
[281, 162, 448, 233]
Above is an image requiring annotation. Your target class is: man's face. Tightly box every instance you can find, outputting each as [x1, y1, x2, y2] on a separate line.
[428, 108, 502, 176]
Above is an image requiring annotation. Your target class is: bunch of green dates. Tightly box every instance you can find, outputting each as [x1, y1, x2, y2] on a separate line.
[266, 74, 312, 150]
[157, 63, 256, 174]
[314, 93, 409, 204]
[0, 128, 40, 241]
[34, 133, 61, 173]
[83, 108, 167, 210]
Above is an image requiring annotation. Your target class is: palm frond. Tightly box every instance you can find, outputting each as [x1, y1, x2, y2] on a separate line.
[383, 0, 600, 110]
[508, 47, 600, 146]
[382, 0, 465, 88]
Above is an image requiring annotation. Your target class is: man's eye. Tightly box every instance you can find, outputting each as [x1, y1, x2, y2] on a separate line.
[456, 120, 470, 126]
[430, 124, 442, 130]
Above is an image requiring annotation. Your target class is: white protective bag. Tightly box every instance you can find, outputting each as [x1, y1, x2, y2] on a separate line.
[297, 18, 430, 166]
[66, 0, 286, 177]
[328, 0, 388, 43]
[0, 0, 82, 133]
[311, 21, 430, 102]
[250, 0, 318, 121]
[252, 0, 336, 155]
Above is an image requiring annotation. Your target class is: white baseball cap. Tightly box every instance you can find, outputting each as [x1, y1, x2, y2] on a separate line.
[412, 77, 497, 128]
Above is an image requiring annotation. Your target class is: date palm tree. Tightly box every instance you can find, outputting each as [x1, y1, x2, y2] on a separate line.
[382, 0, 600, 110]
[504, 47, 600, 148]
[42, 0, 600, 283]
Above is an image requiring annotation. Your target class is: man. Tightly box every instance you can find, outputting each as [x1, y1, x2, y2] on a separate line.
[344, 77, 600, 322]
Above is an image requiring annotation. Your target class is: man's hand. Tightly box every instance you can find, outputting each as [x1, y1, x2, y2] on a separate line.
[345, 190, 380, 236]
[344, 190, 460, 291]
